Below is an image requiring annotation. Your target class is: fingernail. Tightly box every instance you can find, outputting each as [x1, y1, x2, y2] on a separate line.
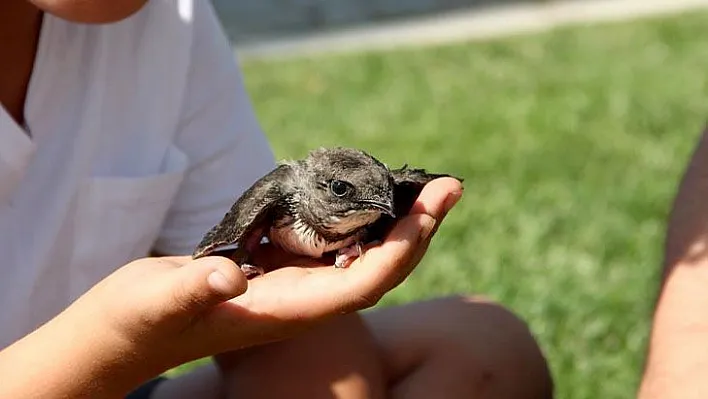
[443, 191, 463, 214]
[207, 271, 233, 296]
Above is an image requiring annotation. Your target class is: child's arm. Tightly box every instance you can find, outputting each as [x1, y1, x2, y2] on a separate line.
[0, 178, 461, 399]
[0, 286, 164, 399]
[0, 255, 246, 399]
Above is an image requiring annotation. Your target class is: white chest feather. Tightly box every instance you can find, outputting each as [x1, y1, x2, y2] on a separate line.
[268, 217, 359, 257]
[325, 210, 382, 235]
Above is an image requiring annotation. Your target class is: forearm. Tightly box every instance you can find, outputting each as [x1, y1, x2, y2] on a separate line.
[640, 125, 708, 398]
[0, 302, 163, 398]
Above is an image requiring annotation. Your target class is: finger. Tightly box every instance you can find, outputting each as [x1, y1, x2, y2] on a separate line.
[208, 214, 433, 341]
[213, 179, 462, 324]
[144, 255, 194, 268]
[359, 212, 436, 278]
[348, 177, 461, 274]
[231, 180, 458, 317]
[408, 177, 464, 220]
[332, 179, 462, 311]
[168, 256, 248, 316]
[242, 214, 434, 318]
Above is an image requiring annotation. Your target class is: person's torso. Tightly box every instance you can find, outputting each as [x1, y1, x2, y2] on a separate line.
[0, 0, 196, 348]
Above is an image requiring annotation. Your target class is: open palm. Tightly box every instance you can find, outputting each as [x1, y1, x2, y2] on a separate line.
[202, 177, 463, 348]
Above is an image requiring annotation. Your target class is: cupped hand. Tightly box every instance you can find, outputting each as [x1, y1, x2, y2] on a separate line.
[60, 177, 463, 377]
[200, 177, 463, 345]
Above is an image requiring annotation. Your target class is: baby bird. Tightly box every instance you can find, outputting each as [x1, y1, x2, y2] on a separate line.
[192, 147, 461, 277]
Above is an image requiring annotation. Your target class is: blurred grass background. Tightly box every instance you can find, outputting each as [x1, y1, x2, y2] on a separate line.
[177, 9, 708, 398]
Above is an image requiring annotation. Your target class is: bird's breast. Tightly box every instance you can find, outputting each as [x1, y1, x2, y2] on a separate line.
[268, 216, 360, 258]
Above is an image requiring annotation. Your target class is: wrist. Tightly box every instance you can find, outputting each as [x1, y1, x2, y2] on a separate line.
[0, 302, 169, 398]
[60, 296, 176, 395]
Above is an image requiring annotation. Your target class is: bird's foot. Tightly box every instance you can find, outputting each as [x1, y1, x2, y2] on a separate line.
[334, 242, 366, 268]
[240, 263, 265, 279]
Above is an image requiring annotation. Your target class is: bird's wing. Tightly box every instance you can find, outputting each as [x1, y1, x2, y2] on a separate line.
[365, 165, 463, 243]
[192, 164, 293, 259]
[390, 164, 463, 216]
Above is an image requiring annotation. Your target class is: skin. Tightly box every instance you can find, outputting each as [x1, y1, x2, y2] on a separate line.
[639, 126, 708, 398]
[28, 0, 149, 23]
[1, 1, 554, 398]
[213, 296, 553, 399]
[0, 179, 448, 398]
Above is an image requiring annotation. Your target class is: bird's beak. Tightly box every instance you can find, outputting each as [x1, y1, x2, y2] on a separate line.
[361, 200, 396, 218]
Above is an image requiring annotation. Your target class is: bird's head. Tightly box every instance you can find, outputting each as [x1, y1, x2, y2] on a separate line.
[297, 147, 396, 236]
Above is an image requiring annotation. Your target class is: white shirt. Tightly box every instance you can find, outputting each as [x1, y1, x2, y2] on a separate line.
[0, 0, 275, 349]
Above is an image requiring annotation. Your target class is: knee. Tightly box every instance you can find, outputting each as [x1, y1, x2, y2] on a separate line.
[428, 294, 539, 345]
[216, 314, 385, 398]
[423, 295, 554, 398]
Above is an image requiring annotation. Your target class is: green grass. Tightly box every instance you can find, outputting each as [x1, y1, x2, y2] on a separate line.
[180, 11, 708, 398]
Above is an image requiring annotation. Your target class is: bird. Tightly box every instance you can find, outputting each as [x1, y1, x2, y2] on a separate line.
[192, 147, 462, 278]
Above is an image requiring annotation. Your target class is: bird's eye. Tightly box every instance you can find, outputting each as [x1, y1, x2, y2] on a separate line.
[329, 180, 351, 197]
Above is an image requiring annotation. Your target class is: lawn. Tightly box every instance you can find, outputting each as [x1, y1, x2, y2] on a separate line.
[179, 10, 708, 398]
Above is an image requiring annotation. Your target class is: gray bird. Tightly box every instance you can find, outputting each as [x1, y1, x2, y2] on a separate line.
[192, 147, 462, 277]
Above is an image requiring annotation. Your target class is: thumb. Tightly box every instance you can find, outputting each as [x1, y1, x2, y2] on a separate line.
[168, 257, 248, 316]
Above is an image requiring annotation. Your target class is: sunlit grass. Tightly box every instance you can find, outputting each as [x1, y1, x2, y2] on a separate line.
[175, 10, 708, 398]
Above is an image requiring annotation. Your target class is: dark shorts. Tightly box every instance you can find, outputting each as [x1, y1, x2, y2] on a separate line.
[125, 376, 169, 399]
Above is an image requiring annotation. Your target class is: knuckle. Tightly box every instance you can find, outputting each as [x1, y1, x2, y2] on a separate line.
[171, 280, 207, 315]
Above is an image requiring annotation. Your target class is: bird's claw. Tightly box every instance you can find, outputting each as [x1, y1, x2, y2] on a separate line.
[240, 263, 265, 279]
[334, 242, 367, 268]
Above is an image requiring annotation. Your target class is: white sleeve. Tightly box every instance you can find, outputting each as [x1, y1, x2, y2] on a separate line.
[152, 1, 276, 255]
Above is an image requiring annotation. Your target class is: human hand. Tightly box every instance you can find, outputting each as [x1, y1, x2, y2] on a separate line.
[211, 176, 464, 334]
[96, 176, 459, 360]
[0, 178, 462, 398]
[115, 177, 461, 358]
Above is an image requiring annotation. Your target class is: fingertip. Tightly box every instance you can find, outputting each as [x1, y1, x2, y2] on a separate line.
[191, 256, 248, 299]
[443, 190, 463, 214]
[426, 177, 464, 198]
[207, 270, 246, 297]
[410, 177, 464, 218]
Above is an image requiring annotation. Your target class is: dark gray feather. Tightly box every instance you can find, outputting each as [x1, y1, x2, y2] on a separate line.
[191, 148, 463, 274]
[365, 165, 463, 242]
[192, 164, 295, 258]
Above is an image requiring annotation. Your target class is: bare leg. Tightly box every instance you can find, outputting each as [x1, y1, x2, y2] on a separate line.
[154, 295, 552, 399]
[216, 313, 386, 399]
[363, 295, 554, 398]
